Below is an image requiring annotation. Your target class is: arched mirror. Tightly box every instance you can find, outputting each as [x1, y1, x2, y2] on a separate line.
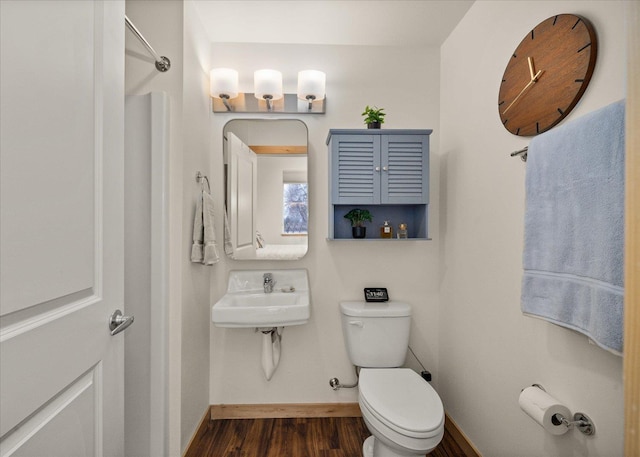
[223, 119, 308, 260]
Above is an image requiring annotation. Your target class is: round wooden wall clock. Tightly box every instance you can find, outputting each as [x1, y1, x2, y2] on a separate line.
[498, 14, 597, 136]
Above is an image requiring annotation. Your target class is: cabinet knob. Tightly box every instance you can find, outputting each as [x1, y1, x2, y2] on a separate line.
[383, 166, 389, 171]
[375, 166, 381, 172]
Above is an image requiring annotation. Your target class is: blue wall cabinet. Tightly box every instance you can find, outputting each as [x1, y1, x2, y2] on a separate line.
[327, 129, 432, 240]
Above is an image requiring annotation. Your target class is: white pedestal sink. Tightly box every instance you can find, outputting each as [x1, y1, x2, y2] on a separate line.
[212, 269, 310, 328]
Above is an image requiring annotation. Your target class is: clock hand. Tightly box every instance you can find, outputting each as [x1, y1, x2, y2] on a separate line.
[502, 69, 543, 115]
[528, 57, 535, 81]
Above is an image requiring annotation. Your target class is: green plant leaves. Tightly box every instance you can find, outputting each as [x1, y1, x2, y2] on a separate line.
[362, 105, 386, 124]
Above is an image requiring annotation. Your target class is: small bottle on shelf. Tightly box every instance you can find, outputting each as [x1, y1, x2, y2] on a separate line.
[380, 220, 393, 238]
[397, 223, 408, 239]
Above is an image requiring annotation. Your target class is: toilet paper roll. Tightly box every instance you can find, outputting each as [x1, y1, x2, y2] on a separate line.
[518, 386, 571, 435]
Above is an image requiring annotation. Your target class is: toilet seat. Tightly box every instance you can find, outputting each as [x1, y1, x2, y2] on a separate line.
[359, 368, 444, 439]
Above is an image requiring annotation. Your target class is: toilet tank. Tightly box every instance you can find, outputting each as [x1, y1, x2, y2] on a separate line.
[340, 301, 411, 368]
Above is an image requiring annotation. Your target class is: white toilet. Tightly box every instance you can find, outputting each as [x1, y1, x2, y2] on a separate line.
[340, 301, 444, 457]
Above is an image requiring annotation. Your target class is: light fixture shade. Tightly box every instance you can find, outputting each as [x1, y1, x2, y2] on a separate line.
[297, 70, 326, 101]
[254, 69, 283, 100]
[210, 68, 238, 99]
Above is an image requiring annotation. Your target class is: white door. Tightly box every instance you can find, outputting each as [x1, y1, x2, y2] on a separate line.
[0, 1, 126, 456]
[227, 133, 258, 259]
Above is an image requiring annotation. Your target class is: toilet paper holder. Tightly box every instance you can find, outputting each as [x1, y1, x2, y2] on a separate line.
[551, 411, 595, 436]
[529, 384, 595, 436]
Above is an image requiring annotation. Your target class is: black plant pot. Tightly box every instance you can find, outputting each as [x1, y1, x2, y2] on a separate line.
[352, 226, 367, 238]
[367, 122, 381, 129]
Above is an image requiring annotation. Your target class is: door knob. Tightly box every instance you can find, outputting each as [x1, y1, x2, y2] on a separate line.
[109, 309, 135, 336]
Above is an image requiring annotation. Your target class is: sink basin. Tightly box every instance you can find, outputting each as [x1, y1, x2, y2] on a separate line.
[212, 269, 310, 328]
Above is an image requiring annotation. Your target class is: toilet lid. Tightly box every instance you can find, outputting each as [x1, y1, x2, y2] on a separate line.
[359, 369, 444, 437]
[340, 301, 411, 317]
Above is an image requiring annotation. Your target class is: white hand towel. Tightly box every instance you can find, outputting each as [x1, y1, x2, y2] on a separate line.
[190, 192, 204, 263]
[202, 191, 220, 265]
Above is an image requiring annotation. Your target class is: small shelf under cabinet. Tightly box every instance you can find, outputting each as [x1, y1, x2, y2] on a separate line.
[330, 204, 428, 240]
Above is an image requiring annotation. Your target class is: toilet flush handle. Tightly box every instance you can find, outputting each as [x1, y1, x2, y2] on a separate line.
[348, 320, 364, 328]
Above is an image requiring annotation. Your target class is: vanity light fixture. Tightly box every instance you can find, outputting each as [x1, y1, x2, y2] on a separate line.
[209, 68, 239, 112]
[209, 68, 326, 114]
[297, 70, 326, 110]
[254, 69, 283, 111]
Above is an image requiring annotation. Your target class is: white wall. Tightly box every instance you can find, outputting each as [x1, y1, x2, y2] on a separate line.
[181, 0, 212, 449]
[439, 2, 626, 456]
[125, 0, 212, 453]
[209, 43, 442, 405]
[125, 3, 184, 454]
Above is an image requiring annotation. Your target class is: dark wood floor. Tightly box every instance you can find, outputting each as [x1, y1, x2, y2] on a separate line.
[186, 416, 469, 457]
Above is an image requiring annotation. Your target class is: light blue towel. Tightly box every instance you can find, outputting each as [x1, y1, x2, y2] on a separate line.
[521, 100, 625, 355]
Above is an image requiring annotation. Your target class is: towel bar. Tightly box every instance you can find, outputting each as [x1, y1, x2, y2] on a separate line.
[510, 146, 528, 162]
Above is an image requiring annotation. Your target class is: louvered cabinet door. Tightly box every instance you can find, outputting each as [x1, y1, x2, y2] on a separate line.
[330, 134, 381, 204]
[381, 134, 429, 204]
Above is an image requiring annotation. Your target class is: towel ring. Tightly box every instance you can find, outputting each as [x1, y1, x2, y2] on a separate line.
[195, 171, 210, 193]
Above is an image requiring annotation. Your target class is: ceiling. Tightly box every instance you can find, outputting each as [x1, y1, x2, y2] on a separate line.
[192, 1, 475, 47]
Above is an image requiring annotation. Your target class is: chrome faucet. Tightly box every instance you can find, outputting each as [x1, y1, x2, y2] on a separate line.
[263, 273, 275, 293]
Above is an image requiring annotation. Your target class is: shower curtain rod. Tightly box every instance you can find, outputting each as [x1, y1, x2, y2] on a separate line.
[125, 15, 171, 72]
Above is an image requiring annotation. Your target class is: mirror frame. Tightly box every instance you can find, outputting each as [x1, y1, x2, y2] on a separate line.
[223, 118, 309, 261]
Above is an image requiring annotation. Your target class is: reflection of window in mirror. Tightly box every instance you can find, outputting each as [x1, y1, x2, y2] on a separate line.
[283, 181, 308, 235]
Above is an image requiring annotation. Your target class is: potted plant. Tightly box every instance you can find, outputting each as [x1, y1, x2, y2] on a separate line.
[344, 208, 373, 238]
[362, 105, 386, 129]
